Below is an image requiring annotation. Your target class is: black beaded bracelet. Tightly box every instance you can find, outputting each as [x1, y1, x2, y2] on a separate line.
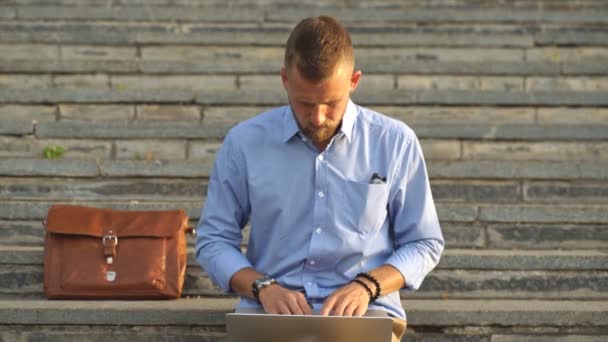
[356, 272, 381, 301]
[350, 279, 374, 302]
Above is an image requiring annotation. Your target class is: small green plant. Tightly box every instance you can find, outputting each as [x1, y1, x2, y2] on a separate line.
[43, 145, 66, 159]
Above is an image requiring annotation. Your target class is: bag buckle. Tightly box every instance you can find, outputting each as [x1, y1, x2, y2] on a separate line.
[102, 234, 118, 264]
[102, 235, 118, 246]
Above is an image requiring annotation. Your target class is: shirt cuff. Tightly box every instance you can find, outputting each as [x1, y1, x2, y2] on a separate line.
[385, 239, 444, 291]
[199, 248, 253, 293]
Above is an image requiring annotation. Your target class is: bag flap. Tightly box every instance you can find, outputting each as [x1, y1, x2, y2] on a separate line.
[45, 205, 187, 238]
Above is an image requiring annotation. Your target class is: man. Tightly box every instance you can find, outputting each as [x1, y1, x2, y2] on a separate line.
[196, 16, 444, 341]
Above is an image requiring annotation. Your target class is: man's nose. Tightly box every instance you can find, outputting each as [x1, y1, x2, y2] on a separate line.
[309, 105, 326, 127]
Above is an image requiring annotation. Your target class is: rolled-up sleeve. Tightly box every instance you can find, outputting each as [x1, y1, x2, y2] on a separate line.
[195, 132, 252, 292]
[385, 133, 445, 291]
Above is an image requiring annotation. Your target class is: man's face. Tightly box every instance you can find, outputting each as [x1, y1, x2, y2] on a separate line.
[281, 62, 361, 148]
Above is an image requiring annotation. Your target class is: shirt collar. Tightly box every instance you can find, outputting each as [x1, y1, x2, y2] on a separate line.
[282, 99, 357, 144]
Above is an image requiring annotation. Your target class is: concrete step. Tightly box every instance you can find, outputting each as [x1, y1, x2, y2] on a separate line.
[0, 195, 607, 221]
[3, 0, 608, 10]
[2, 88, 608, 106]
[1, 20, 607, 47]
[2, 218, 607, 250]
[2, 177, 608, 205]
[1, 158, 607, 180]
[2, 200, 608, 225]
[1, 246, 606, 299]
[0, 49, 608, 77]
[3, 5, 608, 24]
[0, 298, 606, 341]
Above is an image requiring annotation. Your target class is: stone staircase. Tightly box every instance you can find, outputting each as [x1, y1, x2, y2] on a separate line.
[0, 0, 607, 340]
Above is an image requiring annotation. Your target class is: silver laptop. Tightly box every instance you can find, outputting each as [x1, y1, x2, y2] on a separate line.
[225, 313, 394, 342]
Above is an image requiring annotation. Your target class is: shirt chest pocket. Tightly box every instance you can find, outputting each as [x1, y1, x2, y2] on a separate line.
[338, 179, 389, 234]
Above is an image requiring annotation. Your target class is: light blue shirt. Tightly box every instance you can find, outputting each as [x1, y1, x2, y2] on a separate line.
[196, 100, 444, 319]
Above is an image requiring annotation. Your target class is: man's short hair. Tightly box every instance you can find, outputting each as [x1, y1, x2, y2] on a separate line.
[284, 16, 354, 82]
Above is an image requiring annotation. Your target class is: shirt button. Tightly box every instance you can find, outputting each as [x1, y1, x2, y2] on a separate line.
[315, 227, 322, 234]
[318, 155, 324, 161]
[307, 281, 313, 286]
[318, 191, 324, 198]
[309, 260, 315, 265]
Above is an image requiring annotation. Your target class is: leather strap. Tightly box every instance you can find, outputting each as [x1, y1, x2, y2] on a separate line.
[102, 230, 118, 264]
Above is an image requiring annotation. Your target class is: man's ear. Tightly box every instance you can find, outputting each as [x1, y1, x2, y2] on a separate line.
[281, 67, 289, 91]
[350, 70, 362, 92]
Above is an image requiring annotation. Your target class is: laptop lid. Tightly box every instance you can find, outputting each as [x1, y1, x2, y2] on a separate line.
[225, 313, 394, 342]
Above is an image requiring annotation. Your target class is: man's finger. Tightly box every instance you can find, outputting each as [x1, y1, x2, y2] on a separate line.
[354, 305, 366, 317]
[287, 295, 304, 315]
[343, 301, 358, 317]
[320, 295, 337, 316]
[332, 296, 349, 316]
[277, 302, 291, 315]
[296, 293, 313, 315]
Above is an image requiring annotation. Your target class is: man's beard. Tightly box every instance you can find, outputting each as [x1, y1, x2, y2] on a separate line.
[301, 123, 338, 145]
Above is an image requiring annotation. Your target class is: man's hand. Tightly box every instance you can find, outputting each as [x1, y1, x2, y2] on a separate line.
[319, 281, 370, 317]
[258, 283, 313, 315]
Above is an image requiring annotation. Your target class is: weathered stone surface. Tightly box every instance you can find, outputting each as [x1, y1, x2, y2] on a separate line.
[358, 47, 524, 63]
[420, 139, 461, 160]
[436, 204, 478, 222]
[479, 205, 608, 223]
[563, 61, 608, 75]
[188, 142, 221, 161]
[59, 104, 134, 121]
[0, 158, 98, 177]
[115, 140, 187, 160]
[0, 7, 16, 20]
[438, 250, 608, 270]
[0, 88, 194, 103]
[0, 74, 52, 88]
[37, 122, 229, 139]
[492, 335, 608, 342]
[0, 59, 139, 73]
[524, 182, 608, 203]
[431, 181, 521, 203]
[487, 224, 608, 249]
[0, 223, 43, 246]
[537, 107, 608, 124]
[0, 121, 34, 135]
[0, 179, 207, 201]
[267, 8, 608, 24]
[535, 32, 608, 46]
[526, 47, 608, 63]
[418, 270, 608, 299]
[54, 74, 109, 89]
[111, 75, 236, 92]
[0, 201, 203, 220]
[417, 90, 608, 106]
[17, 6, 264, 22]
[373, 106, 535, 125]
[462, 142, 608, 161]
[60, 45, 137, 60]
[0, 44, 58, 59]
[406, 334, 489, 342]
[0, 298, 606, 327]
[441, 223, 485, 248]
[526, 76, 608, 91]
[427, 161, 608, 180]
[0, 137, 112, 159]
[0, 326, 225, 342]
[497, 125, 608, 140]
[100, 159, 214, 178]
[398, 76, 523, 91]
[137, 105, 200, 121]
[0, 265, 42, 295]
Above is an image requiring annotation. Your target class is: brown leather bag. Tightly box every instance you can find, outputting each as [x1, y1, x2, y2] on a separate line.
[44, 205, 192, 299]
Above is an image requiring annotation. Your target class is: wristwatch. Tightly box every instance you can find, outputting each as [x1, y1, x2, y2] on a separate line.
[252, 275, 277, 301]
